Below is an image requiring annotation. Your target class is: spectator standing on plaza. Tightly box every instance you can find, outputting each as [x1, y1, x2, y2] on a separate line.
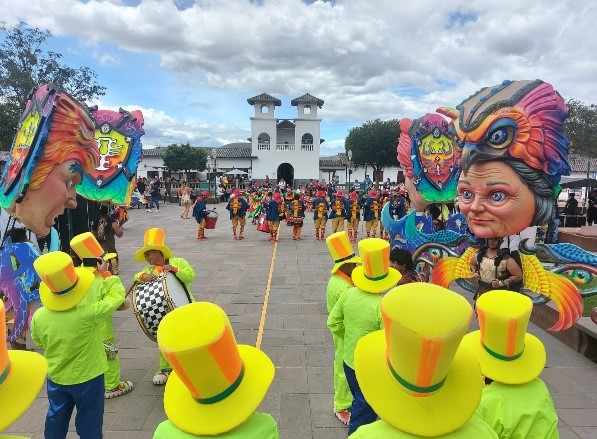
[588, 189, 597, 226]
[462, 290, 559, 438]
[327, 238, 401, 435]
[180, 182, 192, 219]
[563, 192, 578, 215]
[92, 205, 124, 275]
[148, 176, 161, 212]
[164, 177, 172, 203]
[389, 247, 426, 285]
[325, 231, 361, 426]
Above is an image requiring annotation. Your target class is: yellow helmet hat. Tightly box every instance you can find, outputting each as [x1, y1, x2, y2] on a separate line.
[462, 290, 546, 384]
[70, 232, 117, 270]
[325, 231, 361, 274]
[0, 301, 48, 431]
[34, 251, 95, 312]
[351, 238, 401, 293]
[354, 283, 482, 437]
[157, 302, 275, 435]
[134, 228, 173, 262]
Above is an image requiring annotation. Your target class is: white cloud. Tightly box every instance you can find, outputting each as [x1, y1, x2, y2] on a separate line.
[2, 0, 596, 150]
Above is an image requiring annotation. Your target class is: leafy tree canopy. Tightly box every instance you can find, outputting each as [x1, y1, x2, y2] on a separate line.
[162, 143, 207, 173]
[0, 21, 106, 150]
[565, 99, 597, 158]
[344, 119, 400, 171]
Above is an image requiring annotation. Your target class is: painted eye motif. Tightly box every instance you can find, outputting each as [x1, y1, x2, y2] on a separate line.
[486, 119, 516, 149]
[458, 189, 473, 201]
[490, 191, 506, 203]
[429, 248, 442, 261]
[570, 269, 593, 285]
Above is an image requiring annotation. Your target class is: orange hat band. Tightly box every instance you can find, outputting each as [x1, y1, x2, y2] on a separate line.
[195, 363, 245, 405]
[482, 342, 525, 362]
[364, 272, 388, 281]
[387, 359, 446, 395]
[335, 253, 356, 264]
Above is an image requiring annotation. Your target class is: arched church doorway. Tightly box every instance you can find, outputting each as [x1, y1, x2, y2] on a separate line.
[277, 163, 294, 188]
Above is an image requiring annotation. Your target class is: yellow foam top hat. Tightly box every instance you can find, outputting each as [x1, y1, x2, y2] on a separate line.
[462, 290, 546, 384]
[351, 238, 401, 293]
[325, 231, 361, 274]
[0, 301, 48, 431]
[33, 251, 95, 311]
[354, 283, 482, 436]
[157, 302, 275, 435]
[134, 228, 173, 262]
[70, 232, 117, 269]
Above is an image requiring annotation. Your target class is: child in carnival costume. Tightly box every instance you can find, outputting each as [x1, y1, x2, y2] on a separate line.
[462, 290, 558, 438]
[289, 193, 306, 240]
[247, 189, 264, 224]
[193, 191, 209, 240]
[363, 189, 381, 238]
[325, 231, 361, 426]
[70, 232, 133, 399]
[327, 238, 401, 435]
[284, 187, 295, 226]
[350, 283, 498, 438]
[31, 251, 125, 438]
[153, 302, 278, 438]
[133, 228, 196, 385]
[226, 189, 249, 240]
[0, 300, 48, 437]
[312, 190, 329, 241]
[265, 192, 285, 242]
[328, 191, 348, 233]
[347, 191, 361, 243]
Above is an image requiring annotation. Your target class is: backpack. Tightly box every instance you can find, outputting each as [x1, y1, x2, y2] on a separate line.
[95, 218, 108, 242]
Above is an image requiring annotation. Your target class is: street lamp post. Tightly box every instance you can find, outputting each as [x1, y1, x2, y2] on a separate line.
[211, 153, 217, 203]
[347, 149, 353, 193]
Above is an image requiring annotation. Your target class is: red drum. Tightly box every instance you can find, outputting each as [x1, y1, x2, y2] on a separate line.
[204, 210, 218, 229]
[257, 213, 270, 233]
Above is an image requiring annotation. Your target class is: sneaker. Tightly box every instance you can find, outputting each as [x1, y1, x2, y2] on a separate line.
[153, 369, 171, 385]
[146, 209, 152, 212]
[334, 410, 350, 426]
[105, 380, 133, 399]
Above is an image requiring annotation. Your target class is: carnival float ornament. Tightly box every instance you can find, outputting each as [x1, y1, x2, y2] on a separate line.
[383, 112, 472, 251]
[76, 107, 144, 205]
[432, 80, 584, 331]
[0, 84, 98, 236]
[0, 236, 41, 342]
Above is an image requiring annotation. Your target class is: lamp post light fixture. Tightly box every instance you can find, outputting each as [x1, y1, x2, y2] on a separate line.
[211, 152, 217, 203]
[347, 149, 353, 192]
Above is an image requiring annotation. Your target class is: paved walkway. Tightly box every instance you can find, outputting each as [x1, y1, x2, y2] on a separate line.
[6, 201, 597, 438]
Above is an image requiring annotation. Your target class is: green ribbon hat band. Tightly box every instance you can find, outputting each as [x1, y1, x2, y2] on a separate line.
[195, 364, 245, 405]
[482, 342, 524, 362]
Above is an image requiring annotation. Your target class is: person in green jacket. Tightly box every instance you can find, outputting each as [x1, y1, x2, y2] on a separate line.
[325, 231, 361, 426]
[327, 238, 401, 436]
[70, 231, 133, 399]
[30, 251, 125, 439]
[133, 227, 196, 386]
[351, 283, 498, 438]
[462, 290, 559, 439]
[153, 302, 278, 439]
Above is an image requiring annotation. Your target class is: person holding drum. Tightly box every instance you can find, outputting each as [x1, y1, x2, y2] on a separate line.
[193, 191, 209, 240]
[133, 227, 196, 385]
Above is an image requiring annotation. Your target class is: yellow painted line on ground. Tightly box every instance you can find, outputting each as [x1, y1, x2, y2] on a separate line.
[256, 228, 279, 349]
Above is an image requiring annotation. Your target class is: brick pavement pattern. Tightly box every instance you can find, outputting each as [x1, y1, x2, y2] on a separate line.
[5, 201, 597, 438]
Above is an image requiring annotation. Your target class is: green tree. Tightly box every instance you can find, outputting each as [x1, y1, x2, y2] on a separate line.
[565, 99, 597, 157]
[0, 21, 106, 149]
[162, 143, 207, 173]
[345, 119, 400, 181]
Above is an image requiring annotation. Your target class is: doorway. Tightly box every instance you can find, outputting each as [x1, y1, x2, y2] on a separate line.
[277, 163, 294, 188]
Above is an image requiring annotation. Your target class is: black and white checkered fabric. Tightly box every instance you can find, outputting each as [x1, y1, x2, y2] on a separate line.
[133, 276, 172, 339]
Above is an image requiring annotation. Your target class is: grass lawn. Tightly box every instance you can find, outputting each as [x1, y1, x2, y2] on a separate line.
[583, 294, 597, 317]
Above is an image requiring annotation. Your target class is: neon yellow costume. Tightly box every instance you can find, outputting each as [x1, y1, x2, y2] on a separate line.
[153, 413, 278, 438]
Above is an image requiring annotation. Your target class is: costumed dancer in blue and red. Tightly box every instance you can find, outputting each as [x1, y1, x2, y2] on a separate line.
[379, 190, 391, 240]
[226, 189, 249, 240]
[363, 189, 381, 238]
[347, 190, 361, 243]
[265, 192, 285, 242]
[193, 191, 209, 240]
[312, 190, 329, 241]
[328, 191, 348, 233]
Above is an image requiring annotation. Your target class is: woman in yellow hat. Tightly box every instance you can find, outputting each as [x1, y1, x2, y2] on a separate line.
[462, 290, 558, 438]
[153, 302, 278, 438]
[351, 283, 498, 438]
[327, 238, 401, 435]
[30, 251, 125, 439]
[133, 227, 196, 385]
[325, 231, 361, 426]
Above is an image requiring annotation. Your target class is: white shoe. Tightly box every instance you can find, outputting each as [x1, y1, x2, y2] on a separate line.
[146, 209, 152, 212]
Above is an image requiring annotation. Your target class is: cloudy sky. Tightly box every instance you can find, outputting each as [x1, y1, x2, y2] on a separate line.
[1, 0, 595, 156]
